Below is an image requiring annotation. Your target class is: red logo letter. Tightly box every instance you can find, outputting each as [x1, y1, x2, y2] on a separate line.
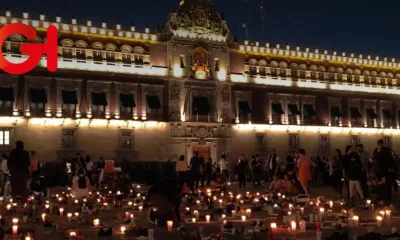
[0, 23, 58, 74]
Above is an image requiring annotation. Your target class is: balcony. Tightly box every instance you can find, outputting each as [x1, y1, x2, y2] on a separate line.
[189, 114, 213, 123]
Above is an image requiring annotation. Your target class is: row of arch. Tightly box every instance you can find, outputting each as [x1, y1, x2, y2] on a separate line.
[248, 59, 400, 79]
[7, 34, 146, 54]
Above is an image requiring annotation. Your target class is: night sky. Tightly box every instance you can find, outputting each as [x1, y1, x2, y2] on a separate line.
[2, 0, 399, 58]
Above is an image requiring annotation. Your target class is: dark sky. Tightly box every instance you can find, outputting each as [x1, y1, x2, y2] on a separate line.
[2, 0, 399, 58]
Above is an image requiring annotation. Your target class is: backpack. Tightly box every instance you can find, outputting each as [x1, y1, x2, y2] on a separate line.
[78, 175, 87, 189]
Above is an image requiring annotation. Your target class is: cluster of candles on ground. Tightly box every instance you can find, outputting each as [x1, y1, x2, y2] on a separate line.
[0, 184, 146, 239]
[161, 188, 398, 239]
[0, 185, 397, 239]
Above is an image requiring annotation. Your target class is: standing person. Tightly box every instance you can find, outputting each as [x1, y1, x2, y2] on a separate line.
[0, 154, 10, 197]
[356, 144, 370, 198]
[7, 141, 30, 200]
[204, 157, 213, 187]
[235, 154, 248, 189]
[342, 145, 353, 200]
[372, 139, 395, 201]
[347, 148, 365, 203]
[85, 156, 93, 184]
[296, 149, 312, 196]
[329, 149, 343, 199]
[199, 156, 206, 187]
[97, 157, 105, 185]
[219, 154, 229, 182]
[251, 156, 262, 188]
[175, 155, 190, 190]
[72, 168, 91, 199]
[189, 152, 201, 189]
[267, 149, 279, 182]
[392, 151, 399, 193]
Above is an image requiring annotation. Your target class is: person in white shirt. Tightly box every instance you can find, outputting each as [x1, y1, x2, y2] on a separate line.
[219, 154, 229, 181]
[1, 154, 11, 197]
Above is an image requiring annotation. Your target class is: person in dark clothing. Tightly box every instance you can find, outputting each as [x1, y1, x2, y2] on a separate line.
[251, 156, 263, 188]
[147, 178, 182, 225]
[330, 149, 343, 199]
[372, 139, 395, 201]
[347, 149, 365, 202]
[267, 149, 279, 182]
[235, 154, 248, 189]
[203, 157, 213, 187]
[189, 152, 201, 189]
[30, 172, 47, 197]
[392, 151, 399, 192]
[342, 145, 354, 200]
[7, 141, 30, 200]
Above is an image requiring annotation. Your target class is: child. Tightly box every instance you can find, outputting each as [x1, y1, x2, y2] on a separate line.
[282, 174, 299, 196]
[31, 172, 47, 197]
[72, 168, 91, 198]
[268, 175, 283, 194]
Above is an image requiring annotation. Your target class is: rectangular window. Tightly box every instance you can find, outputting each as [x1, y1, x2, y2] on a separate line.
[0, 101, 12, 108]
[0, 129, 10, 146]
[214, 58, 220, 71]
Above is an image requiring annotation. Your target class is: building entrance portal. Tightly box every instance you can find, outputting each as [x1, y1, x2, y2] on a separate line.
[192, 145, 211, 161]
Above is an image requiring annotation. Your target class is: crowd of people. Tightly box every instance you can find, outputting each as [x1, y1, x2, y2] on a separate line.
[174, 139, 399, 207]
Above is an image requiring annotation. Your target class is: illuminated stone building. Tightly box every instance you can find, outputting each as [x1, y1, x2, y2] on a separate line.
[1, 0, 400, 162]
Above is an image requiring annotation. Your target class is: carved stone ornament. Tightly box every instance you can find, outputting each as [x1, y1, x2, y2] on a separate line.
[289, 134, 299, 149]
[170, 86, 180, 102]
[221, 88, 229, 103]
[319, 135, 330, 150]
[163, 0, 230, 41]
[192, 126, 213, 138]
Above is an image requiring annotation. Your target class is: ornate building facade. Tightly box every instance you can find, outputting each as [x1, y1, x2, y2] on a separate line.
[1, 0, 400, 162]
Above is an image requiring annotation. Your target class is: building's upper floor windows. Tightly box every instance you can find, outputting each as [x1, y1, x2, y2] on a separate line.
[120, 93, 136, 114]
[91, 92, 108, 114]
[0, 87, 14, 109]
[0, 129, 10, 146]
[62, 90, 78, 112]
[29, 88, 47, 110]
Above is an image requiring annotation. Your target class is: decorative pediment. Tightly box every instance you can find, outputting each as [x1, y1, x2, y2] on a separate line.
[163, 0, 230, 42]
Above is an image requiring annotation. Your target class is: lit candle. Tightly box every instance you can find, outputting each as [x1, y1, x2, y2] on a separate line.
[246, 209, 251, 217]
[67, 213, 72, 221]
[271, 223, 277, 231]
[289, 204, 293, 210]
[45, 204, 50, 210]
[353, 216, 359, 226]
[241, 215, 247, 221]
[6, 204, 11, 211]
[329, 201, 333, 208]
[125, 212, 130, 219]
[74, 199, 78, 204]
[206, 215, 211, 223]
[386, 210, 391, 220]
[139, 206, 143, 212]
[128, 201, 133, 206]
[167, 220, 173, 231]
[121, 226, 126, 234]
[25, 237, 31, 240]
[319, 208, 325, 214]
[12, 225, 18, 234]
[41, 213, 46, 222]
[196, 200, 201, 206]
[377, 216, 383, 227]
[93, 219, 100, 228]
[194, 210, 199, 220]
[12, 218, 18, 224]
[74, 212, 79, 217]
[291, 221, 297, 231]
[222, 214, 226, 219]
[300, 207, 304, 214]
[130, 214, 135, 224]
[366, 200, 371, 206]
[192, 218, 196, 223]
[223, 220, 227, 225]
[70, 232, 76, 237]
[59, 208, 64, 215]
